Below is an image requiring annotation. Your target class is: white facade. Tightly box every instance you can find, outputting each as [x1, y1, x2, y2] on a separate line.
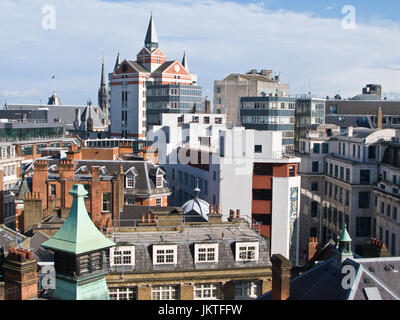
[149, 115, 301, 263]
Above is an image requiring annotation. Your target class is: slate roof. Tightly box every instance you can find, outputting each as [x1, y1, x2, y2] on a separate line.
[5, 104, 107, 131]
[120, 205, 182, 226]
[127, 60, 150, 73]
[17, 177, 32, 200]
[107, 222, 271, 274]
[30, 231, 53, 262]
[325, 114, 372, 129]
[76, 160, 170, 196]
[152, 61, 175, 74]
[260, 256, 400, 300]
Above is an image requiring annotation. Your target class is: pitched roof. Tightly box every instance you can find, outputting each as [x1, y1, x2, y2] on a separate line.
[127, 60, 150, 73]
[152, 61, 175, 74]
[30, 231, 53, 262]
[41, 184, 115, 255]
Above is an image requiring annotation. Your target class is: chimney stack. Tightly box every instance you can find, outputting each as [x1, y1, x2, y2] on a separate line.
[377, 107, 383, 130]
[307, 237, 319, 262]
[3, 248, 38, 300]
[271, 254, 292, 300]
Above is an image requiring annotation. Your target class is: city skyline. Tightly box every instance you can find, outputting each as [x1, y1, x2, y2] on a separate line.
[1, 0, 400, 106]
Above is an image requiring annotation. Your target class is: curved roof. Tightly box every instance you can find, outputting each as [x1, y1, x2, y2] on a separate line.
[181, 188, 210, 220]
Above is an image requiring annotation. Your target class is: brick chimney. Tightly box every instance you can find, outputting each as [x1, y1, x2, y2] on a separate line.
[66, 144, 81, 161]
[307, 237, 319, 262]
[363, 238, 391, 258]
[271, 254, 292, 300]
[59, 159, 74, 180]
[377, 107, 383, 130]
[32, 160, 48, 209]
[208, 204, 222, 224]
[21, 192, 43, 233]
[91, 166, 100, 180]
[3, 248, 38, 300]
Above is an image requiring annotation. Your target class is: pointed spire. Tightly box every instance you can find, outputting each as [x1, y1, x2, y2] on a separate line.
[338, 223, 352, 258]
[145, 14, 159, 50]
[182, 51, 189, 72]
[194, 178, 201, 198]
[114, 51, 121, 71]
[100, 51, 106, 86]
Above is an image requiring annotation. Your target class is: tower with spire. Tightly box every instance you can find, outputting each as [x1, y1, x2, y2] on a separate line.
[337, 224, 353, 263]
[98, 53, 109, 124]
[108, 14, 201, 138]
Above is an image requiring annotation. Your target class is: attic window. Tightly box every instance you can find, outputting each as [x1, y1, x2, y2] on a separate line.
[156, 175, 163, 188]
[126, 176, 135, 188]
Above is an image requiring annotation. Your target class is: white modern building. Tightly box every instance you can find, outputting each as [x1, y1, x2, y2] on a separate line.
[150, 113, 302, 264]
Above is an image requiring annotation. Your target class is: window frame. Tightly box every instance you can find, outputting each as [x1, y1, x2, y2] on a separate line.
[235, 241, 259, 262]
[194, 243, 218, 264]
[109, 246, 135, 267]
[153, 245, 177, 265]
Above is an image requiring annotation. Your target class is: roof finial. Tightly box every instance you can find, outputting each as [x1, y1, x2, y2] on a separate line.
[194, 178, 200, 198]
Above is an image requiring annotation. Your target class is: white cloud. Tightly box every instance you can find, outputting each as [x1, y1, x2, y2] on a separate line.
[0, 0, 399, 106]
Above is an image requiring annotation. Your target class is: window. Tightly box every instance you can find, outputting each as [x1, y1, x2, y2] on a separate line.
[102, 193, 112, 212]
[234, 281, 260, 299]
[313, 143, 320, 153]
[126, 176, 135, 188]
[322, 143, 329, 153]
[329, 163, 333, 175]
[50, 184, 56, 196]
[311, 182, 318, 192]
[195, 243, 218, 263]
[254, 145, 262, 153]
[235, 242, 259, 261]
[387, 204, 391, 217]
[289, 165, 296, 177]
[153, 245, 177, 265]
[311, 201, 318, 217]
[334, 165, 338, 178]
[152, 285, 178, 300]
[340, 167, 344, 180]
[360, 170, 370, 185]
[216, 87, 221, 94]
[368, 146, 376, 159]
[252, 189, 272, 200]
[110, 246, 135, 267]
[110, 287, 136, 300]
[312, 161, 319, 173]
[346, 168, 350, 182]
[358, 192, 370, 209]
[21, 145, 33, 156]
[156, 175, 163, 188]
[155, 198, 162, 207]
[391, 234, 396, 256]
[356, 217, 371, 237]
[1, 147, 6, 159]
[194, 283, 220, 300]
[394, 207, 398, 221]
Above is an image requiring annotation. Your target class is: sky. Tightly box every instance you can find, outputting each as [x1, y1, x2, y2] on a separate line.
[1, 0, 400, 107]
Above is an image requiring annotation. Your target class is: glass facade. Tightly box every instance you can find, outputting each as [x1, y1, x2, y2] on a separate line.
[0, 126, 65, 142]
[146, 84, 203, 126]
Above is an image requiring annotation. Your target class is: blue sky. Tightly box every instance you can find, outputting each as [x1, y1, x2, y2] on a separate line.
[1, 0, 400, 106]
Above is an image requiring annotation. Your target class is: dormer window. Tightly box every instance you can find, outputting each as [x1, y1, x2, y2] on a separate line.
[126, 176, 135, 188]
[156, 175, 163, 188]
[235, 242, 259, 262]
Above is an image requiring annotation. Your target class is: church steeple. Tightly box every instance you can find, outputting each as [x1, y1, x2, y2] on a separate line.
[98, 52, 108, 120]
[144, 14, 159, 51]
